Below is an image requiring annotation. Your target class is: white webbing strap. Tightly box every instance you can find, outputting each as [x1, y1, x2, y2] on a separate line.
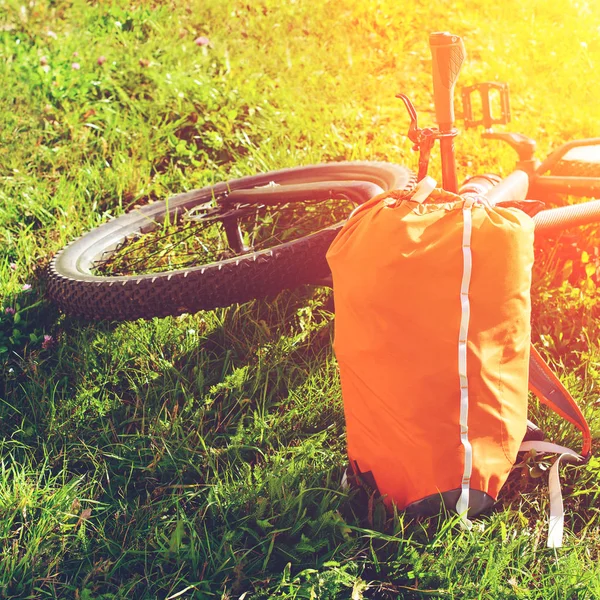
[456, 201, 474, 527]
[519, 440, 583, 548]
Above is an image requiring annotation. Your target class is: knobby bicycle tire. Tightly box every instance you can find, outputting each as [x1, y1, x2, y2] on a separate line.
[47, 161, 414, 320]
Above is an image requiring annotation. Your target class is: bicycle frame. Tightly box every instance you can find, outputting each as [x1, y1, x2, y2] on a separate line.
[46, 31, 600, 322]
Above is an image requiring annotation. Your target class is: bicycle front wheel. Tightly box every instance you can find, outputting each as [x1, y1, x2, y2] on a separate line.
[47, 161, 414, 320]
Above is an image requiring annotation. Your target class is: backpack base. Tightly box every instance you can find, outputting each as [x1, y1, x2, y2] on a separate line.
[405, 488, 495, 518]
[345, 462, 495, 518]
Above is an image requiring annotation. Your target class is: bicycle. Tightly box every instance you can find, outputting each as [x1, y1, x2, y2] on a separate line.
[46, 32, 600, 321]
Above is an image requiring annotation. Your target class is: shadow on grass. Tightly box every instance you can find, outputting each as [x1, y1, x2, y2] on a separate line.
[1, 283, 359, 590]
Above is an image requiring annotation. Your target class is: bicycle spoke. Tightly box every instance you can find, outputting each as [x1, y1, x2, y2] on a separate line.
[103, 223, 221, 273]
[246, 209, 317, 250]
[245, 201, 351, 250]
[93, 197, 354, 277]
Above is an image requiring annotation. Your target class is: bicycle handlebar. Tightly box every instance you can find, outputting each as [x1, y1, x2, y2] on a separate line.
[429, 32, 466, 131]
[429, 32, 466, 193]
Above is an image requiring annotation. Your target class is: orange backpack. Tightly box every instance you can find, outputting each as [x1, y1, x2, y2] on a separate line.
[326, 186, 591, 547]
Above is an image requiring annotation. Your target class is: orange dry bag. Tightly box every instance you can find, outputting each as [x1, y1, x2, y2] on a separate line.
[326, 186, 591, 547]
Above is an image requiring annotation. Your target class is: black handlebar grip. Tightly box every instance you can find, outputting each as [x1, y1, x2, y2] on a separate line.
[429, 32, 466, 131]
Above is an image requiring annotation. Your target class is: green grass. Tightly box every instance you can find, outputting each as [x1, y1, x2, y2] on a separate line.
[1, 0, 600, 597]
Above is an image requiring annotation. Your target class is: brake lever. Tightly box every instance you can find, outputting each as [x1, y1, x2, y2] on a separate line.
[396, 93, 421, 146]
[397, 93, 457, 181]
